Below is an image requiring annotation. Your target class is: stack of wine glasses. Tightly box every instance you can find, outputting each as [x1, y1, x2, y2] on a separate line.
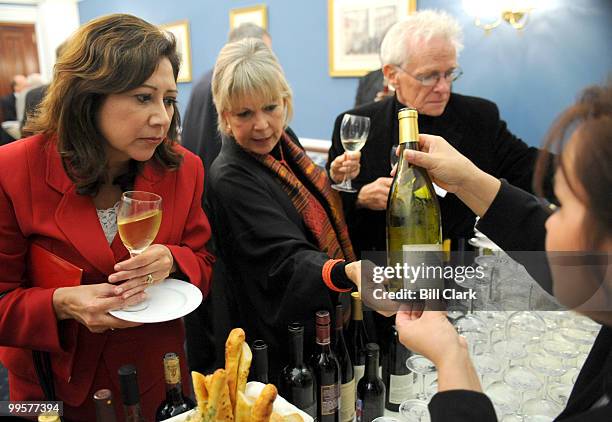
[383, 248, 600, 422]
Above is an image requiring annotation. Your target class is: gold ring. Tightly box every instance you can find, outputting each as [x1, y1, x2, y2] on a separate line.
[146, 273, 154, 284]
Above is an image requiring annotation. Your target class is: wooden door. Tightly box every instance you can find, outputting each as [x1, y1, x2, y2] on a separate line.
[0, 23, 40, 97]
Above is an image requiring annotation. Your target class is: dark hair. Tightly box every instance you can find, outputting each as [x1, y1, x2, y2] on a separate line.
[25, 13, 183, 195]
[535, 82, 612, 249]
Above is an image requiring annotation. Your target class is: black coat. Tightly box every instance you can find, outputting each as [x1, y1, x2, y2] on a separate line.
[205, 132, 342, 380]
[328, 94, 540, 256]
[428, 181, 612, 421]
[181, 69, 221, 175]
[0, 93, 17, 144]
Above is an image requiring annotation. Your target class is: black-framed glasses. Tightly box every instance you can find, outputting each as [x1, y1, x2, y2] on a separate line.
[396, 66, 463, 86]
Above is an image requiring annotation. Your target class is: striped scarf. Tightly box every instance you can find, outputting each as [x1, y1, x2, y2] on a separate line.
[249, 132, 356, 262]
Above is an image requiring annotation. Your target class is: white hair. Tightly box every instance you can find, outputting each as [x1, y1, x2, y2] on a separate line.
[380, 10, 464, 66]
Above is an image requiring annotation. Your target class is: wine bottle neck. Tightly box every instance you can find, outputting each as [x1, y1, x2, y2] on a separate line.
[289, 331, 304, 366]
[253, 348, 269, 383]
[316, 323, 331, 346]
[365, 352, 379, 378]
[165, 383, 185, 404]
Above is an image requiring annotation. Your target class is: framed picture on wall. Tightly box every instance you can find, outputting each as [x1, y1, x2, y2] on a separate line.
[160, 20, 192, 83]
[328, 0, 416, 77]
[229, 4, 268, 30]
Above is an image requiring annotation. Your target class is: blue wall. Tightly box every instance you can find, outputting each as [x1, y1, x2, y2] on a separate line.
[79, 0, 611, 146]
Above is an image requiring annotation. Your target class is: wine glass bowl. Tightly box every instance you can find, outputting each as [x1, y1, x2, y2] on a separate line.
[405, 355, 436, 402]
[398, 399, 430, 422]
[332, 114, 370, 193]
[118, 191, 163, 257]
[117, 191, 163, 311]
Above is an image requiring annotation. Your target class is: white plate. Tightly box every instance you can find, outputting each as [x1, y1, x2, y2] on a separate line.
[109, 278, 202, 323]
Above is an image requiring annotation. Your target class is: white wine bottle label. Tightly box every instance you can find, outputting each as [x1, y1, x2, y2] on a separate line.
[401, 244, 444, 291]
[389, 373, 414, 404]
[354, 365, 365, 393]
[340, 378, 356, 422]
[320, 384, 339, 415]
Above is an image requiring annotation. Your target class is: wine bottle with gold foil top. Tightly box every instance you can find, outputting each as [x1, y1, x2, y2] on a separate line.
[155, 353, 195, 421]
[386, 108, 442, 295]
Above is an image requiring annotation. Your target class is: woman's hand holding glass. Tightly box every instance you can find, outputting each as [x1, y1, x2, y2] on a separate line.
[107, 243, 176, 300]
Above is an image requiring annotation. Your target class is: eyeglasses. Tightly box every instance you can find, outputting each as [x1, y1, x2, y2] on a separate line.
[396, 66, 463, 86]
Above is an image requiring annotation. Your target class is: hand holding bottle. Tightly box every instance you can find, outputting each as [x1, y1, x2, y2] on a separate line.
[400, 134, 501, 217]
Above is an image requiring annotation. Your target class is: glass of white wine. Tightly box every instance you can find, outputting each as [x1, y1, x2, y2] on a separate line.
[117, 191, 163, 311]
[331, 113, 370, 193]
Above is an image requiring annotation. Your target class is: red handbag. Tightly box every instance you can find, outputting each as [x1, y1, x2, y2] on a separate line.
[27, 243, 82, 288]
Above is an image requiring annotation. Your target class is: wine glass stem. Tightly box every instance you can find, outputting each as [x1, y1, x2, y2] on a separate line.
[541, 375, 549, 399]
[419, 373, 426, 400]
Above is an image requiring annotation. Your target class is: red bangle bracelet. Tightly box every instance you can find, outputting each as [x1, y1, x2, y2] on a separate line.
[322, 259, 351, 292]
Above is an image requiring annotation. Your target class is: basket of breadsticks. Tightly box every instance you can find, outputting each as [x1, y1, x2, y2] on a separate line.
[170, 328, 312, 422]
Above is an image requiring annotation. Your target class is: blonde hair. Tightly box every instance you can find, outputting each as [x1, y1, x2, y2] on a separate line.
[212, 38, 293, 135]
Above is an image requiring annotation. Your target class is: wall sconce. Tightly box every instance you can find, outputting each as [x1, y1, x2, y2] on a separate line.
[463, 0, 534, 33]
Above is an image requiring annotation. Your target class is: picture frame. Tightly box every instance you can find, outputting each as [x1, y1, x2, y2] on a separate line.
[229, 4, 268, 31]
[328, 0, 417, 77]
[160, 20, 192, 83]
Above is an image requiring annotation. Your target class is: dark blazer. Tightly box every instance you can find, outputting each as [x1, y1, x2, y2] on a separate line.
[355, 68, 384, 107]
[0, 93, 17, 144]
[0, 134, 214, 421]
[328, 94, 540, 256]
[181, 70, 220, 174]
[206, 132, 342, 380]
[428, 181, 612, 421]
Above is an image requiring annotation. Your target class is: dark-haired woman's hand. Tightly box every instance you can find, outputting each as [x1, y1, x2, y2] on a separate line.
[107, 244, 176, 301]
[52, 284, 143, 332]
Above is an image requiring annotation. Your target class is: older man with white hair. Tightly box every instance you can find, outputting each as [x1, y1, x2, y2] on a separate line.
[328, 10, 541, 257]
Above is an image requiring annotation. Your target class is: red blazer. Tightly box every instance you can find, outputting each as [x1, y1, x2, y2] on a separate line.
[0, 134, 214, 419]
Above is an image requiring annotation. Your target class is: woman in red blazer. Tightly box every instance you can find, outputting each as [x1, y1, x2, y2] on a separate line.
[0, 14, 214, 421]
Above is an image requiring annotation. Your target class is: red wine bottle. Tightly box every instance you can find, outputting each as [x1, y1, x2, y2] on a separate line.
[310, 310, 340, 422]
[278, 322, 317, 417]
[93, 389, 118, 422]
[356, 343, 385, 422]
[118, 364, 145, 422]
[333, 304, 355, 422]
[155, 353, 196, 421]
[347, 292, 369, 389]
[251, 339, 269, 384]
[382, 325, 413, 411]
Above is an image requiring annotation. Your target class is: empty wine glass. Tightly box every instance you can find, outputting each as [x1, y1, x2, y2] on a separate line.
[331, 114, 370, 192]
[493, 339, 527, 368]
[406, 355, 436, 402]
[474, 352, 502, 387]
[524, 354, 566, 415]
[485, 381, 521, 416]
[542, 338, 580, 369]
[505, 311, 547, 345]
[398, 399, 430, 422]
[117, 190, 163, 311]
[548, 382, 572, 407]
[503, 365, 543, 403]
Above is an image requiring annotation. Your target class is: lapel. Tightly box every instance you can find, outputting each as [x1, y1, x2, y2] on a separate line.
[45, 144, 166, 276]
[429, 94, 465, 150]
